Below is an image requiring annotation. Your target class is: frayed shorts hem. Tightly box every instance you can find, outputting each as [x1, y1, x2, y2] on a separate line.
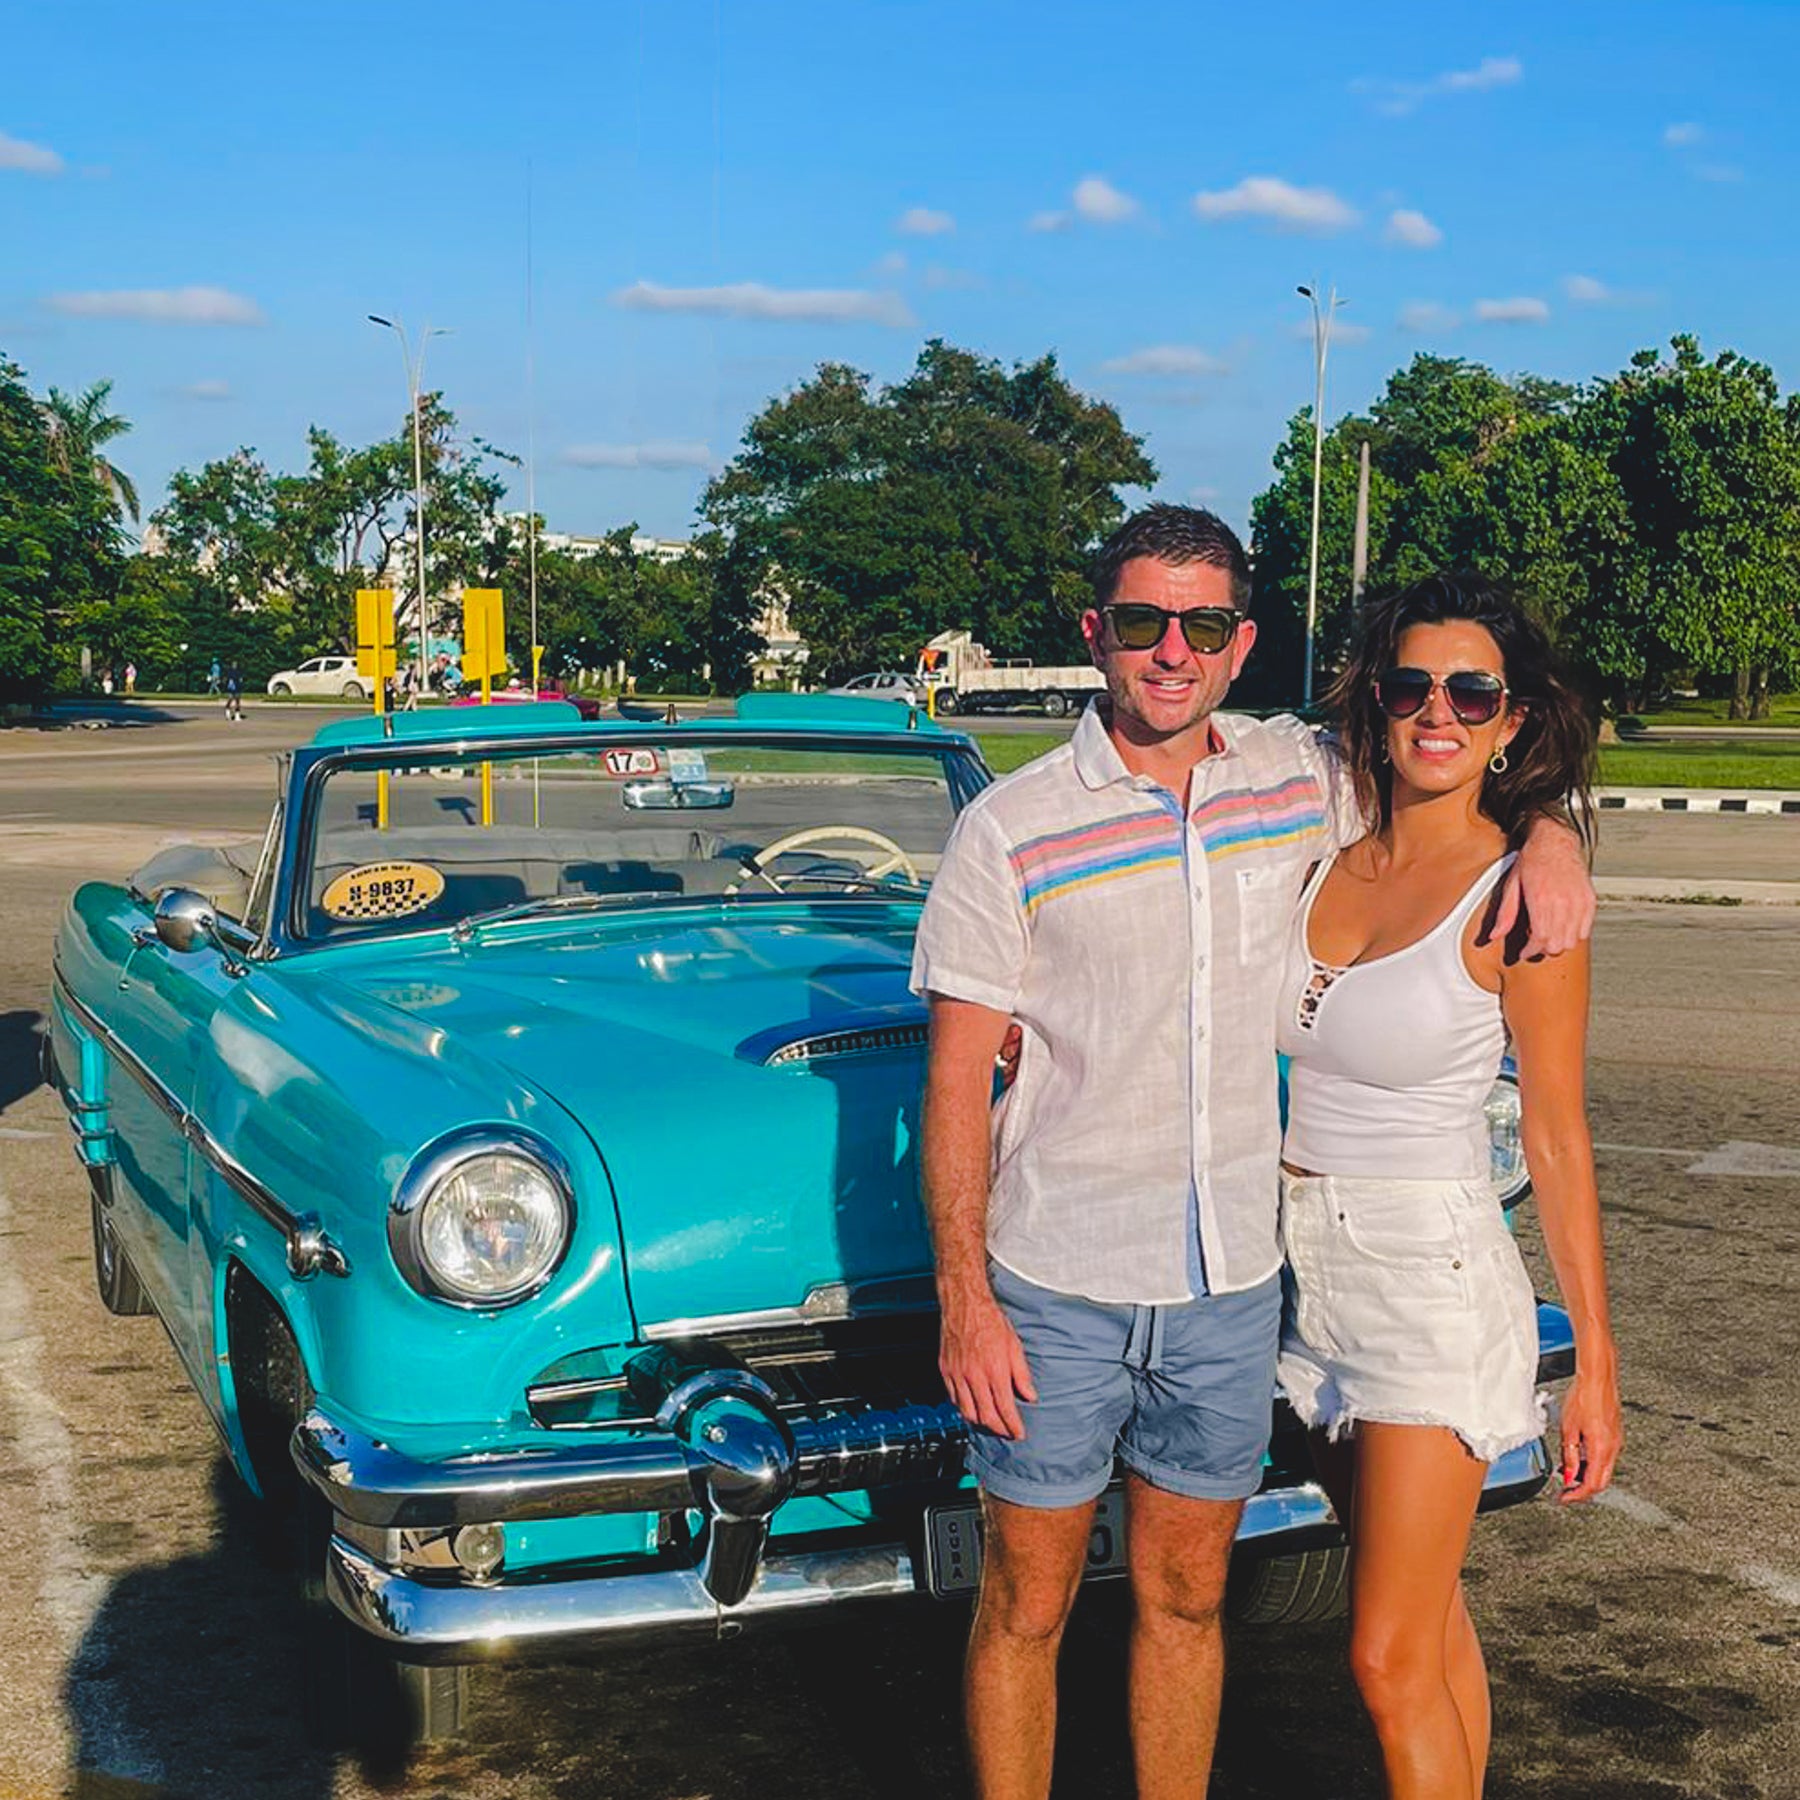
[1282, 1384, 1548, 1468]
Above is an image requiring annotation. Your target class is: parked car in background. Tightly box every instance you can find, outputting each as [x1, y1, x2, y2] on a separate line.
[825, 670, 927, 706]
[46, 694, 1574, 1751]
[267, 656, 369, 700]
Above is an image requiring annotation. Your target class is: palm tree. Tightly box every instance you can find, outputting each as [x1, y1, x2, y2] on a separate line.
[42, 378, 140, 523]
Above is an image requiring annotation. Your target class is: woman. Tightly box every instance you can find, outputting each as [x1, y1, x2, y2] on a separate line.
[1275, 572, 1622, 1799]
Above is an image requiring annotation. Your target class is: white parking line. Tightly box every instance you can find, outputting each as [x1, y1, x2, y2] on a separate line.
[1593, 1139, 1800, 1176]
[1594, 1487, 1800, 1614]
[0, 1172, 161, 1784]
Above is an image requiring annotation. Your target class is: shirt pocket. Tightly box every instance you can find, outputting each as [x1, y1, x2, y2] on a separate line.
[1235, 861, 1290, 964]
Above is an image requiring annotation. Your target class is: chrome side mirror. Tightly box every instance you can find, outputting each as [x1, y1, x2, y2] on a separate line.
[152, 887, 256, 970]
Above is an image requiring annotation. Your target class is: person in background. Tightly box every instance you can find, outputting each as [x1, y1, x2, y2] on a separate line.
[123, 660, 137, 695]
[207, 656, 222, 695]
[224, 663, 243, 723]
[1275, 572, 1622, 1799]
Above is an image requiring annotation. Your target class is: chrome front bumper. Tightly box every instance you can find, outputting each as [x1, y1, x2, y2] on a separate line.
[312, 1439, 1552, 1661]
[300, 1311, 1572, 1659]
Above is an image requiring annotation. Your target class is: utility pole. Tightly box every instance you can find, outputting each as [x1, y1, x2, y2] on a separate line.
[1351, 438, 1371, 618]
[1296, 284, 1344, 708]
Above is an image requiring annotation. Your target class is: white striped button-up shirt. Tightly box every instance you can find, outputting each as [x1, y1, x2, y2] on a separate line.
[912, 703, 1359, 1304]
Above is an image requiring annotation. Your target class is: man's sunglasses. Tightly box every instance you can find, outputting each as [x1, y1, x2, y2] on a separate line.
[1375, 667, 1509, 727]
[1103, 603, 1243, 655]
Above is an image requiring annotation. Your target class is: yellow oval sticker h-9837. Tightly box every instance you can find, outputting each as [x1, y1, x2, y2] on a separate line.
[321, 860, 446, 922]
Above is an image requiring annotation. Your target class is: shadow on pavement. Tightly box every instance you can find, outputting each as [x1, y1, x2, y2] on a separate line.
[14, 701, 191, 732]
[65, 1461, 336, 1800]
[0, 1008, 46, 1115]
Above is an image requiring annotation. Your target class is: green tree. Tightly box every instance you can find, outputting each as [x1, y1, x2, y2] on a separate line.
[702, 340, 1154, 685]
[41, 378, 140, 522]
[0, 354, 125, 702]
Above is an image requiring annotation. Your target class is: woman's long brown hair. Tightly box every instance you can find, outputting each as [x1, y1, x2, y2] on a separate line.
[1326, 572, 1598, 852]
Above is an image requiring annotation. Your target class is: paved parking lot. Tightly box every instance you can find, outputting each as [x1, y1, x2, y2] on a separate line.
[0, 705, 1795, 1798]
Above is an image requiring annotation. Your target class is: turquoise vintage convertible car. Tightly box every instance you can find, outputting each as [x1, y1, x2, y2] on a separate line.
[46, 695, 1573, 1743]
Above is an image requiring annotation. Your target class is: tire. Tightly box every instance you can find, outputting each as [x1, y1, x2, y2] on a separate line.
[228, 1271, 473, 1750]
[1043, 691, 1071, 719]
[934, 688, 960, 715]
[340, 681, 367, 699]
[1226, 1546, 1350, 1626]
[91, 1192, 153, 1316]
[270, 681, 292, 697]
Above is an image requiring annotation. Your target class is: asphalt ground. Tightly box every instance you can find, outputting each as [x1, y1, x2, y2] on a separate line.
[0, 705, 1796, 1799]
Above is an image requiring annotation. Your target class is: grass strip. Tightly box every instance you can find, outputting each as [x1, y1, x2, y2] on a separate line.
[1597, 744, 1800, 790]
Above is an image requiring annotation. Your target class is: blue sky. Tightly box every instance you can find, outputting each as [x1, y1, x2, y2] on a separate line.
[4, 1, 1795, 545]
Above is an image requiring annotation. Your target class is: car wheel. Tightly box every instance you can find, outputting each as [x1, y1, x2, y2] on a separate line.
[1043, 691, 1071, 719]
[270, 682, 293, 697]
[90, 1191, 153, 1316]
[935, 689, 960, 715]
[340, 681, 366, 699]
[1225, 1546, 1350, 1625]
[227, 1270, 472, 1748]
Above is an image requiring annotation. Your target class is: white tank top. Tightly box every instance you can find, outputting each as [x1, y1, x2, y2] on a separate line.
[1275, 850, 1516, 1179]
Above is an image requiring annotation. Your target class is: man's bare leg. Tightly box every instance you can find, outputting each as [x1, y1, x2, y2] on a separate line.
[965, 1492, 1097, 1800]
[1126, 1476, 1245, 1799]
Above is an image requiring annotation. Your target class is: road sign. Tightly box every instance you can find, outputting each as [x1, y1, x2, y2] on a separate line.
[462, 588, 508, 682]
[355, 589, 399, 680]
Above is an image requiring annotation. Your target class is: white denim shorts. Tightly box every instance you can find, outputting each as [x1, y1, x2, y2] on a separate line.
[1277, 1170, 1546, 1464]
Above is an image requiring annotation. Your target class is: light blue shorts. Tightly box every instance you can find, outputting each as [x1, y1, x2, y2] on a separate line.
[966, 1262, 1281, 1509]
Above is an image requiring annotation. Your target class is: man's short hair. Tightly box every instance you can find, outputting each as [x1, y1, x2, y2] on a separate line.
[1091, 504, 1253, 612]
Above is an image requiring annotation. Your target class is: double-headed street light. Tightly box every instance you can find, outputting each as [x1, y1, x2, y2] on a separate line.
[1297, 283, 1344, 709]
[368, 314, 450, 700]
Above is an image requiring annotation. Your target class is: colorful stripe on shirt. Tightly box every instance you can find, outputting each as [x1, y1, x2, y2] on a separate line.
[1010, 810, 1183, 915]
[1191, 774, 1326, 860]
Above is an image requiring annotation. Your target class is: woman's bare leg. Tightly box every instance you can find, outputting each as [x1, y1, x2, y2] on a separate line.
[1344, 1423, 1490, 1800]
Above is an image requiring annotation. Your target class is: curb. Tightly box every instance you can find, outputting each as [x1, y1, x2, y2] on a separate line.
[1596, 876, 1800, 907]
[1598, 788, 1800, 815]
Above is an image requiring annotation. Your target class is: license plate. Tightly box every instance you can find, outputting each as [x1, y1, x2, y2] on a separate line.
[923, 1486, 1129, 1598]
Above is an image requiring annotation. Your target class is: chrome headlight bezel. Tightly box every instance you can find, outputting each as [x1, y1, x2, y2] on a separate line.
[1485, 1066, 1531, 1211]
[389, 1125, 575, 1309]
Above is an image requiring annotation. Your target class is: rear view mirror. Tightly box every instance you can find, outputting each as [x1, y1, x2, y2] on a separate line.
[621, 779, 735, 811]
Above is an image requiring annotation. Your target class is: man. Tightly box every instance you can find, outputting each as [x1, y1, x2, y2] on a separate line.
[912, 505, 1590, 1800]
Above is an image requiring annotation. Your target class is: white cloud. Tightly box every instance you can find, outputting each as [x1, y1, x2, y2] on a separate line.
[1287, 319, 1374, 345]
[1399, 301, 1461, 333]
[896, 205, 954, 237]
[1355, 55, 1522, 116]
[1474, 296, 1550, 324]
[1027, 209, 1071, 233]
[1695, 162, 1745, 183]
[0, 129, 64, 175]
[872, 250, 908, 278]
[45, 285, 265, 326]
[1101, 345, 1228, 377]
[1384, 208, 1443, 248]
[1564, 274, 1610, 303]
[562, 441, 714, 470]
[614, 280, 914, 328]
[1193, 176, 1359, 233]
[1663, 121, 1705, 148]
[179, 379, 233, 401]
[1072, 175, 1141, 224]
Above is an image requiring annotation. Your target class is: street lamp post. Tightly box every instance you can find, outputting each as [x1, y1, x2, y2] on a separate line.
[1296, 283, 1344, 709]
[368, 315, 450, 701]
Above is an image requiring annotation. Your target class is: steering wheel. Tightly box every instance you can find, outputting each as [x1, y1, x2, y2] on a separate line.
[727, 826, 920, 895]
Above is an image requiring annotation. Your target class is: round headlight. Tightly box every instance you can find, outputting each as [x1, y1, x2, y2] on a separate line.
[1484, 1072, 1531, 1210]
[391, 1128, 574, 1306]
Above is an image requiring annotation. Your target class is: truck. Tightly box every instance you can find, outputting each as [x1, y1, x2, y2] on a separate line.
[917, 629, 1105, 718]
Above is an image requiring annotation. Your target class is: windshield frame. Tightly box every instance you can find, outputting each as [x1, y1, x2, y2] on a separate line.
[274, 722, 991, 956]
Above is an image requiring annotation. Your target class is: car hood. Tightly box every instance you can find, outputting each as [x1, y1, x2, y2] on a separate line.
[319, 908, 934, 1332]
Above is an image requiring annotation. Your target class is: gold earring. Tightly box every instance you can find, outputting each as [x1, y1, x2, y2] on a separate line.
[1488, 748, 1509, 774]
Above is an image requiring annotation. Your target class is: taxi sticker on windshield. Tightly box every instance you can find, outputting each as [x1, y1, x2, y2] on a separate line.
[321, 860, 446, 922]
[603, 747, 660, 777]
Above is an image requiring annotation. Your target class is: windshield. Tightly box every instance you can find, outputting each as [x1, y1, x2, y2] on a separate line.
[294, 731, 983, 942]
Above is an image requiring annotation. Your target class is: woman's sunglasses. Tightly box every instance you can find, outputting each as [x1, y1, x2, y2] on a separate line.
[1375, 667, 1509, 727]
[1103, 603, 1243, 655]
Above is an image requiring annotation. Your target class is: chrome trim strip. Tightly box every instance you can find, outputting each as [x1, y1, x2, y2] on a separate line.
[51, 967, 348, 1280]
[326, 1535, 922, 1660]
[643, 1274, 939, 1341]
